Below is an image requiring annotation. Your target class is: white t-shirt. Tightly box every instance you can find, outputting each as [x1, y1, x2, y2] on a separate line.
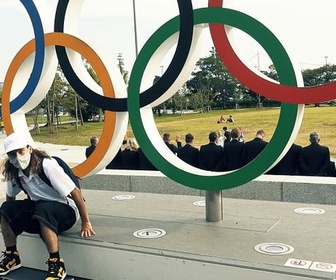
[217, 136, 224, 147]
[7, 157, 79, 221]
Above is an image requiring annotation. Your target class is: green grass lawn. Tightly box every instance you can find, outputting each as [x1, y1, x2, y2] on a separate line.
[29, 105, 336, 157]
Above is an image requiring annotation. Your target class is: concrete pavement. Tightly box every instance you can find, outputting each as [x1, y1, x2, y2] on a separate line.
[6, 189, 335, 279]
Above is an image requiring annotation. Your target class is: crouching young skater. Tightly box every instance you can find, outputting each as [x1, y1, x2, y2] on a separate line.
[0, 133, 95, 280]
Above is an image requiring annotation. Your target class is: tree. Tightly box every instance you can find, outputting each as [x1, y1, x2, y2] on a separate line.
[301, 64, 336, 106]
[46, 70, 67, 134]
[117, 53, 129, 84]
[187, 47, 238, 110]
[151, 75, 163, 116]
[80, 59, 102, 122]
[302, 64, 336, 86]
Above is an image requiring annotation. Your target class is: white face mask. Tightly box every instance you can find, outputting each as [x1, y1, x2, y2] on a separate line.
[9, 152, 31, 170]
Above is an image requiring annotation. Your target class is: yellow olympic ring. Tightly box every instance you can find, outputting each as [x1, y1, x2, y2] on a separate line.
[2, 32, 119, 178]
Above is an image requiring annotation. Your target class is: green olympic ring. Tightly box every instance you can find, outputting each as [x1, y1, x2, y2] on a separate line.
[128, 7, 303, 191]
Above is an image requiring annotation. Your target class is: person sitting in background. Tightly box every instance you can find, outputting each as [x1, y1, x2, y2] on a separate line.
[299, 132, 331, 176]
[199, 132, 224, 171]
[163, 133, 182, 154]
[138, 148, 157, 170]
[217, 115, 225, 123]
[121, 138, 140, 170]
[225, 115, 234, 123]
[85, 136, 99, 158]
[268, 143, 302, 175]
[238, 128, 245, 143]
[106, 149, 122, 169]
[223, 128, 244, 171]
[105, 135, 128, 169]
[242, 129, 268, 165]
[216, 130, 225, 147]
[223, 127, 231, 144]
[177, 133, 199, 168]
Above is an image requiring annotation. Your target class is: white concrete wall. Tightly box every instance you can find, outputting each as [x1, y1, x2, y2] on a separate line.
[81, 171, 336, 205]
[3, 234, 328, 280]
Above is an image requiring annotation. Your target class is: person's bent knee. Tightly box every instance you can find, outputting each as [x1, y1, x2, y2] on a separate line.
[0, 200, 17, 212]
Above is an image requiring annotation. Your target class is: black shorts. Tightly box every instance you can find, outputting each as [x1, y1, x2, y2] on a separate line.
[0, 199, 77, 236]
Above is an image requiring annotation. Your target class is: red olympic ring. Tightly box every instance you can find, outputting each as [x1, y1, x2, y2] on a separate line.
[208, 0, 336, 104]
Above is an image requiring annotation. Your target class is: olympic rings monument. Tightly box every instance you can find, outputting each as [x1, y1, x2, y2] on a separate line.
[2, 0, 336, 279]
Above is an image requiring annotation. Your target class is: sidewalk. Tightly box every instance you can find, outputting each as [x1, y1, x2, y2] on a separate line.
[0, 188, 334, 279]
[3, 189, 335, 279]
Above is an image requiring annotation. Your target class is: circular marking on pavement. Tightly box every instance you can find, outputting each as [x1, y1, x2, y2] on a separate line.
[316, 263, 333, 270]
[294, 207, 325, 215]
[112, 195, 136, 201]
[193, 200, 205, 207]
[133, 228, 166, 239]
[254, 243, 294, 255]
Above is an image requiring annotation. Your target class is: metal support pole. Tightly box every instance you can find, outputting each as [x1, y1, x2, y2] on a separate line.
[132, 0, 139, 57]
[205, 190, 223, 222]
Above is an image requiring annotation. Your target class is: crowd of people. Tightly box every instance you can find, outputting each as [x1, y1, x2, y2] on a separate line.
[86, 128, 336, 176]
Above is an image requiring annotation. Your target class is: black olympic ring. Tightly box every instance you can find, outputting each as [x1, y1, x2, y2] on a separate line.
[54, 0, 194, 112]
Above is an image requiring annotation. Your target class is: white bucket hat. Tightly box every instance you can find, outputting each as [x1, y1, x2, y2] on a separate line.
[4, 132, 30, 154]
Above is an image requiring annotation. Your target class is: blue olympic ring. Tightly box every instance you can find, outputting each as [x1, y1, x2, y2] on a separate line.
[10, 0, 45, 114]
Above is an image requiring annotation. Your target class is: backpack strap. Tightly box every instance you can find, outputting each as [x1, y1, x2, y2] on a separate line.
[14, 176, 30, 199]
[39, 156, 81, 189]
[39, 156, 84, 201]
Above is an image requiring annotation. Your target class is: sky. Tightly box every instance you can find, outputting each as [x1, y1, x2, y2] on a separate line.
[1, 0, 336, 82]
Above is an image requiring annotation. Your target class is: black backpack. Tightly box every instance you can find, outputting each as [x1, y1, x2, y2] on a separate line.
[15, 156, 81, 198]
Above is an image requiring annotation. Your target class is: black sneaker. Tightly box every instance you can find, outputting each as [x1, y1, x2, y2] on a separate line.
[45, 257, 66, 280]
[0, 250, 22, 275]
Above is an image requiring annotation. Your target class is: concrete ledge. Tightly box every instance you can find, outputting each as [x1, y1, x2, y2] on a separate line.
[11, 233, 329, 280]
[2, 190, 334, 280]
[81, 170, 336, 205]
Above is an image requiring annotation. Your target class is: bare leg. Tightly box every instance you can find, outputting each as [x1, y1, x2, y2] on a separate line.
[0, 217, 16, 247]
[39, 222, 59, 253]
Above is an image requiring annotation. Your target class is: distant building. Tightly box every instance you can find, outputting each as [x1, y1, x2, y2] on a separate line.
[0, 82, 3, 90]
